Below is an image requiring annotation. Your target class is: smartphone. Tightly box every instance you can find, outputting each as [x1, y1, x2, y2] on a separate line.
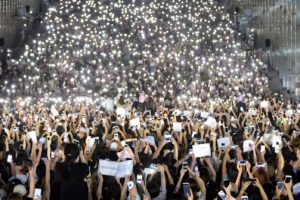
[51, 151, 55, 158]
[114, 134, 118, 140]
[23, 126, 27, 131]
[34, 188, 42, 198]
[164, 134, 171, 142]
[218, 190, 227, 200]
[221, 143, 225, 148]
[132, 139, 137, 147]
[137, 174, 142, 184]
[127, 181, 134, 189]
[182, 162, 188, 171]
[225, 127, 229, 132]
[285, 175, 292, 183]
[277, 182, 284, 189]
[82, 118, 86, 123]
[150, 163, 158, 170]
[223, 179, 230, 188]
[241, 196, 249, 200]
[7, 155, 12, 163]
[95, 138, 99, 144]
[41, 157, 47, 162]
[256, 162, 266, 168]
[194, 166, 198, 174]
[183, 182, 191, 197]
[189, 149, 193, 155]
[239, 160, 247, 166]
[275, 142, 279, 153]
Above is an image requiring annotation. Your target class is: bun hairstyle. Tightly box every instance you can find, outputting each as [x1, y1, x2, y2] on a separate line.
[59, 143, 80, 183]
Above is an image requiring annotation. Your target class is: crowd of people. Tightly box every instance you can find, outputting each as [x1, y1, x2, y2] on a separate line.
[0, 0, 298, 200]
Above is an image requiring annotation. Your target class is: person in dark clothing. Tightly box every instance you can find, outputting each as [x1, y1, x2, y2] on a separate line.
[55, 143, 90, 200]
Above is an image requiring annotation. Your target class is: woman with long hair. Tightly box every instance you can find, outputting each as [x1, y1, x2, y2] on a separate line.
[55, 143, 90, 200]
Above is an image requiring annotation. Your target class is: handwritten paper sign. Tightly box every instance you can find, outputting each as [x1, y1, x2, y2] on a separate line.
[192, 144, 211, 157]
[293, 183, 300, 194]
[140, 136, 155, 145]
[172, 123, 182, 132]
[116, 160, 133, 178]
[98, 160, 118, 176]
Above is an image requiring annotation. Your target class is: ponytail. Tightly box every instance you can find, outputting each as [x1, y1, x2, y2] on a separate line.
[58, 143, 79, 183]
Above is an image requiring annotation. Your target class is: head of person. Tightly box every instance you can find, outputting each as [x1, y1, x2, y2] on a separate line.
[146, 181, 160, 199]
[58, 143, 80, 182]
[7, 193, 22, 200]
[253, 168, 269, 186]
[118, 96, 125, 105]
[21, 159, 32, 174]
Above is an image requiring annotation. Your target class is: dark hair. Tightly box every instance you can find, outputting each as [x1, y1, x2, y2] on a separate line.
[58, 143, 80, 182]
[199, 167, 210, 184]
[118, 96, 125, 105]
[16, 151, 28, 166]
[146, 181, 160, 198]
[227, 163, 238, 183]
[148, 96, 153, 103]
[0, 142, 5, 151]
[168, 193, 183, 200]
[7, 193, 23, 200]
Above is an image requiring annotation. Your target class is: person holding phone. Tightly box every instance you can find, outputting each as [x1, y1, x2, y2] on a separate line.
[55, 143, 90, 200]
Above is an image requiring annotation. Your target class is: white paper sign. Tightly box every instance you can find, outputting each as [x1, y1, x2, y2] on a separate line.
[272, 136, 282, 147]
[260, 101, 268, 108]
[27, 131, 37, 143]
[285, 110, 293, 117]
[243, 140, 255, 152]
[51, 106, 59, 116]
[117, 107, 126, 118]
[172, 109, 182, 116]
[263, 134, 271, 144]
[130, 118, 140, 129]
[98, 160, 118, 176]
[173, 123, 182, 132]
[116, 160, 133, 178]
[293, 182, 300, 195]
[201, 112, 209, 118]
[217, 137, 230, 148]
[117, 147, 134, 159]
[183, 110, 191, 117]
[192, 144, 211, 157]
[140, 136, 155, 145]
[205, 117, 216, 128]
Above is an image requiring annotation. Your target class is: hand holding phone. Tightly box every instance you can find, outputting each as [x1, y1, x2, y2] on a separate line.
[7, 155, 12, 163]
[34, 188, 42, 198]
[183, 182, 191, 197]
